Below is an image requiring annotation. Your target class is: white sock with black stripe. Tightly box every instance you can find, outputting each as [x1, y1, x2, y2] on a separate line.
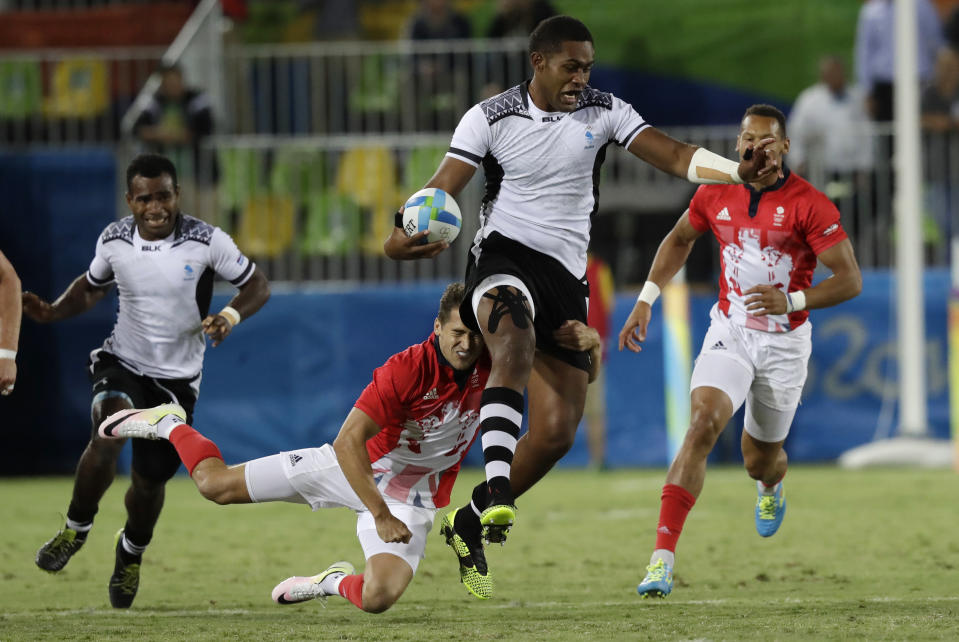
[479, 387, 523, 505]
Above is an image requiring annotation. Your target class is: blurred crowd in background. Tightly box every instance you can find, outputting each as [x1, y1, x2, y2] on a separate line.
[4, 0, 959, 285]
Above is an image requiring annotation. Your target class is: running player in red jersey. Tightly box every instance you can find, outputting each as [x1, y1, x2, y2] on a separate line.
[619, 104, 862, 598]
[98, 283, 599, 610]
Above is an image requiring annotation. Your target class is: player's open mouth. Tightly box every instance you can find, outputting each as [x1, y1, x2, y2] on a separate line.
[561, 90, 580, 104]
[143, 214, 169, 225]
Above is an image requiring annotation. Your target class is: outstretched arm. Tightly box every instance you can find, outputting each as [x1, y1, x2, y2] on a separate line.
[618, 211, 704, 353]
[0, 251, 21, 395]
[22, 273, 110, 324]
[385, 156, 477, 260]
[202, 267, 271, 347]
[627, 127, 780, 184]
[333, 408, 412, 544]
[745, 239, 862, 316]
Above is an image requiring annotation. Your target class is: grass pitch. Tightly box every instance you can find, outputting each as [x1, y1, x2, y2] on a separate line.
[2, 466, 958, 640]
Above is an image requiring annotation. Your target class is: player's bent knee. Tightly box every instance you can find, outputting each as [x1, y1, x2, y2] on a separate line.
[360, 582, 402, 614]
[195, 475, 241, 505]
[88, 436, 125, 459]
[689, 403, 727, 438]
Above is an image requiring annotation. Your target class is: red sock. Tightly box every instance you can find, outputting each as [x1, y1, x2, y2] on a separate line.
[168, 424, 223, 475]
[655, 484, 697, 553]
[338, 574, 364, 609]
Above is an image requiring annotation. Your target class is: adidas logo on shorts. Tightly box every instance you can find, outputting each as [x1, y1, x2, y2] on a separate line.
[716, 207, 731, 221]
[711, 340, 726, 350]
[423, 387, 439, 400]
[288, 453, 303, 467]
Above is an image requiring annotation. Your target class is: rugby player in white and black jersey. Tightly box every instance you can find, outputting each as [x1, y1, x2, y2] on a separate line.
[385, 15, 781, 598]
[24, 153, 270, 608]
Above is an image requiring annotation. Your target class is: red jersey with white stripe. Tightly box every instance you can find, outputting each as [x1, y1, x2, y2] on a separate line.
[354, 336, 490, 509]
[687, 169, 847, 332]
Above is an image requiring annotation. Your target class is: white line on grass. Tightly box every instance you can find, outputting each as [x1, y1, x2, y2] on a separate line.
[471, 595, 959, 609]
[3, 608, 254, 618]
[7, 596, 958, 617]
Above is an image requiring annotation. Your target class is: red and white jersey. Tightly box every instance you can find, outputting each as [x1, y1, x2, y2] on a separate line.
[688, 169, 847, 332]
[354, 336, 491, 509]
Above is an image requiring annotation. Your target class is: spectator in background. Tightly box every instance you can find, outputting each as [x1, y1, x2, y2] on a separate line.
[488, 0, 558, 39]
[482, 0, 558, 98]
[788, 55, 873, 204]
[921, 47, 959, 132]
[920, 47, 959, 246]
[407, 0, 472, 131]
[133, 63, 218, 222]
[855, 0, 944, 122]
[584, 253, 614, 470]
[408, 0, 471, 41]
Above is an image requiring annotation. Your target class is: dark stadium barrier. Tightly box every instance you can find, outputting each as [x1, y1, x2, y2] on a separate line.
[0, 149, 117, 474]
[1, 192, 950, 472]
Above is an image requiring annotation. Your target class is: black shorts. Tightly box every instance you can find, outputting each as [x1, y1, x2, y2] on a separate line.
[89, 350, 199, 483]
[461, 232, 591, 372]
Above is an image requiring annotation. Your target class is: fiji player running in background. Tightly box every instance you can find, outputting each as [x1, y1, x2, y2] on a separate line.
[619, 104, 862, 598]
[385, 15, 779, 599]
[24, 153, 270, 608]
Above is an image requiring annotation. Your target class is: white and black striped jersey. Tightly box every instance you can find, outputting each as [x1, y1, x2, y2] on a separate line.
[447, 82, 649, 277]
[86, 214, 255, 380]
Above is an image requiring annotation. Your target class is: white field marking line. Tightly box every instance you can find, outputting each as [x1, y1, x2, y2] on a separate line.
[9, 596, 959, 617]
[3, 608, 254, 618]
[450, 595, 959, 609]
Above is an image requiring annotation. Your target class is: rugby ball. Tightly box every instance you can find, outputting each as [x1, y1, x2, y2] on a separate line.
[402, 188, 462, 244]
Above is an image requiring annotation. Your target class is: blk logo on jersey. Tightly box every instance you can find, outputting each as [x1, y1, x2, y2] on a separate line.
[142, 245, 161, 252]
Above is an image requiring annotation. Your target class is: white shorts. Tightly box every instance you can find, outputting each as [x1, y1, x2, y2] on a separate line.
[244, 444, 436, 572]
[690, 304, 812, 443]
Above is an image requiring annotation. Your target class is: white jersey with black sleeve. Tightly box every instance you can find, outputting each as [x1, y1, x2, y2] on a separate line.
[447, 82, 650, 277]
[86, 214, 255, 380]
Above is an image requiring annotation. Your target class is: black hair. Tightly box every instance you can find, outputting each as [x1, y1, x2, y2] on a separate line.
[529, 15, 593, 56]
[126, 153, 178, 192]
[743, 104, 787, 138]
[438, 282, 466, 324]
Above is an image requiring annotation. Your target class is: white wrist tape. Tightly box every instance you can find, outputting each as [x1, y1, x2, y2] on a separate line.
[785, 290, 806, 313]
[637, 281, 661, 306]
[0, 348, 15, 360]
[687, 147, 744, 184]
[218, 306, 241, 327]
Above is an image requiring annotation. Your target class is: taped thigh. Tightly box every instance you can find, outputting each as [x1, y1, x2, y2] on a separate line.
[471, 273, 536, 333]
